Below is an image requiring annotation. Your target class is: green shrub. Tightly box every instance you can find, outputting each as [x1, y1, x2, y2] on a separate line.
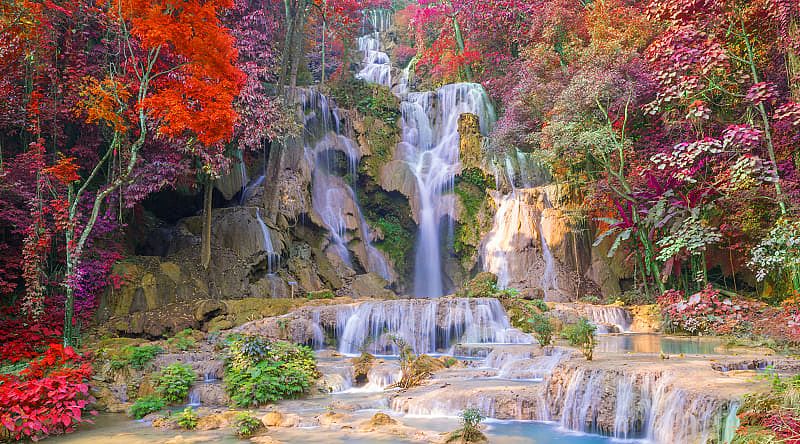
[129, 395, 166, 419]
[154, 363, 196, 403]
[306, 289, 335, 300]
[224, 337, 318, 407]
[234, 412, 264, 438]
[167, 329, 198, 351]
[562, 318, 597, 360]
[128, 345, 164, 369]
[226, 334, 272, 371]
[372, 216, 413, 270]
[176, 407, 199, 430]
[528, 313, 554, 346]
[527, 299, 549, 312]
[446, 408, 486, 443]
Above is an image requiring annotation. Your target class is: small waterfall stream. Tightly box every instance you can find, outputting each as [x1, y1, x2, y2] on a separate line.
[255, 208, 278, 273]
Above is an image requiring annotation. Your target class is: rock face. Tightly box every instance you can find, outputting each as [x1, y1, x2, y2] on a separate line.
[480, 187, 579, 301]
[458, 113, 483, 170]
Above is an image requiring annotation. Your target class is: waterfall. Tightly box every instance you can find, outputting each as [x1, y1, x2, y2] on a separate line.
[255, 208, 278, 273]
[355, 10, 495, 297]
[307, 298, 530, 355]
[481, 192, 538, 289]
[299, 89, 391, 280]
[407, 85, 495, 297]
[538, 192, 558, 299]
[720, 402, 740, 444]
[584, 305, 633, 333]
[559, 368, 604, 433]
[613, 375, 635, 439]
[484, 346, 570, 380]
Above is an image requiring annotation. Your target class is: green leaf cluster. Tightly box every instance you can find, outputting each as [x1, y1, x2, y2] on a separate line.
[527, 312, 554, 346]
[234, 412, 264, 438]
[110, 345, 163, 370]
[154, 363, 196, 404]
[128, 395, 166, 419]
[167, 329, 198, 351]
[176, 407, 199, 430]
[224, 336, 318, 407]
[562, 318, 597, 360]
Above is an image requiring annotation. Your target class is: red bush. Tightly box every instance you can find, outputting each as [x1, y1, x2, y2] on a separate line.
[0, 344, 95, 442]
[764, 410, 800, 443]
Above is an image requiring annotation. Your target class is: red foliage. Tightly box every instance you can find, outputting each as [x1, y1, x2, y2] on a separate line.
[0, 344, 95, 442]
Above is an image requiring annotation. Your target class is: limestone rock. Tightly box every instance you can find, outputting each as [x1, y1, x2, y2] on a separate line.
[350, 273, 394, 299]
[317, 411, 350, 427]
[458, 113, 483, 170]
[269, 413, 301, 428]
[196, 411, 240, 431]
[362, 412, 397, 429]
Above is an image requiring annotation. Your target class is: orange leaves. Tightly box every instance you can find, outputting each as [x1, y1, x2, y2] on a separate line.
[75, 77, 131, 133]
[43, 156, 81, 185]
[144, 66, 241, 145]
[100, 0, 244, 147]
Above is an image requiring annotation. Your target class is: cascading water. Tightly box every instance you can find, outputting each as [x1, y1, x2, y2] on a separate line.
[481, 192, 538, 290]
[356, 9, 495, 297]
[584, 305, 633, 333]
[308, 298, 530, 355]
[298, 89, 391, 280]
[538, 191, 559, 298]
[255, 208, 278, 273]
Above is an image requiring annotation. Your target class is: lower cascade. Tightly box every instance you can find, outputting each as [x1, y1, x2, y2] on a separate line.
[317, 297, 530, 355]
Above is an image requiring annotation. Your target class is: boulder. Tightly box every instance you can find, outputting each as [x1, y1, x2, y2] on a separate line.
[359, 412, 397, 431]
[350, 273, 394, 299]
[317, 411, 350, 427]
[196, 411, 240, 431]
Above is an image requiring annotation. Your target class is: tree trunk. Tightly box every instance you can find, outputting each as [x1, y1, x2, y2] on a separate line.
[279, 0, 296, 91]
[321, 19, 326, 85]
[289, 0, 307, 90]
[451, 15, 473, 82]
[201, 181, 213, 269]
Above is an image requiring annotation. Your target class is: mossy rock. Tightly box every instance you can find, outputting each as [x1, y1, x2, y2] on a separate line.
[307, 290, 335, 300]
[219, 298, 306, 327]
[459, 272, 498, 298]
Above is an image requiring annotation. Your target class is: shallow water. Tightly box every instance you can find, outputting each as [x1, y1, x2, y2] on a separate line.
[49, 414, 632, 444]
[595, 334, 727, 355]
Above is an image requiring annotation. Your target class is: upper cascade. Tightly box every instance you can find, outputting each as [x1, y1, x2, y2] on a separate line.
[355, 9, 496, 297]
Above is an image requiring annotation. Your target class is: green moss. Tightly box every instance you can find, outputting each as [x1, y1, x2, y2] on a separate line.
[362, 116, 399, 180]
[307, 289, 335, 299]
[329, 79, 400, 125]
[453, 180, 489, 261]
[372, 215, 413, 272]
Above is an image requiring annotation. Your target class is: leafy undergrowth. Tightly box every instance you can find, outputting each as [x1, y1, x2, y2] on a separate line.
[0, 343, 96, 442]
[223, 335, 319, 407]
[658, 285, 800, 345]
[735, 374, 800, 443]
